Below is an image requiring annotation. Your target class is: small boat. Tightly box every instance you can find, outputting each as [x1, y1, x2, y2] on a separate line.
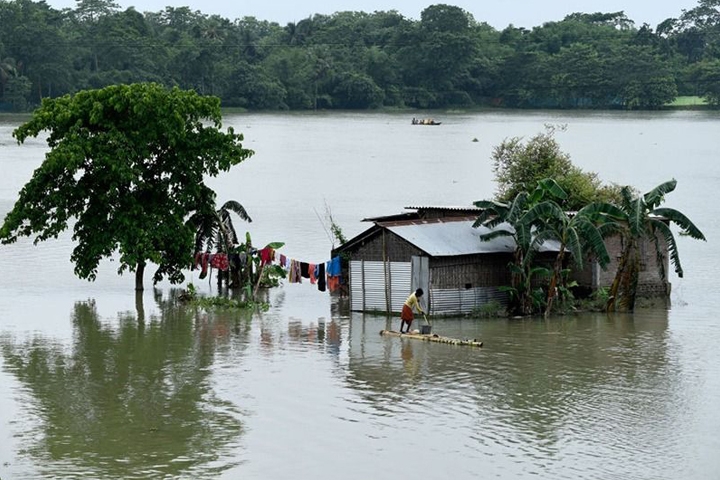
[380, 330, 483, 347]
[411, 118, 442, 126]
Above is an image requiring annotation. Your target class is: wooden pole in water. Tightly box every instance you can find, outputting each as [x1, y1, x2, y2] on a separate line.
[383, 230, 390, 316]
[253, 264, 266, 301]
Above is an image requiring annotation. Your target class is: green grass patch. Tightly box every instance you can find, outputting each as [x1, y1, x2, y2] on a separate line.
[667, 96, 708, 106]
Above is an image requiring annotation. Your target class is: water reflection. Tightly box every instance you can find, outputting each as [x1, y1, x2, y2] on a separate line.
[1, 295, 249, 479]
[339, 310, 687, 476]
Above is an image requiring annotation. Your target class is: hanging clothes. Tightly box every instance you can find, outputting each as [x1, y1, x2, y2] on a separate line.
[194, 252, 203, 270]
[300, 262, 310, 279]
[211, 253, 229, 271]
[199, 253, 210, 279]
[287, 259, 295, 282]
[309, 263, 316, 284]
[327, 274, 340, 292]
[327, 257, 341, 276]
[280, 254, 287, 268]
[260, 248, 274, 266]
[290, 259, 302, 283]
[317, 263, 326, 292]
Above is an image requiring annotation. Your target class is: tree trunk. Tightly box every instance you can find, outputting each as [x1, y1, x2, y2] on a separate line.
[607, 237, 637, 312]
[620, 246, 640, 312]
[545, 247, 566, 318]
[135, 290, 145, 323]
[607, 256, 625, 313]
[230, 262, 241, 289]
[510, 248, 525, 316]
[135, 262, 145, 291]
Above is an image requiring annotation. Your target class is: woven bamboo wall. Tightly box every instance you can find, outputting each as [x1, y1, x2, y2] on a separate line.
[429, 254, 513, 288]
[344, 230, 424, 262]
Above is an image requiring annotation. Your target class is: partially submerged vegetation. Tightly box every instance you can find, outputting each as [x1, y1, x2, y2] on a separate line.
[180, 284, 270, 311]
[474, 128, 706, 318]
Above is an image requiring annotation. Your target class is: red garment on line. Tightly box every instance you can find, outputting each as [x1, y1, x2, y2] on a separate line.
[211, 253, 229, 271]
[327, 275, 340, 292]
[309, 263, 316, 284]
[260, 248, 274, 266]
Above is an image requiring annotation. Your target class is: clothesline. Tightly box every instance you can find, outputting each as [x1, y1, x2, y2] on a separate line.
[259, 247, 342, 292]
[192, 248, 343, 292]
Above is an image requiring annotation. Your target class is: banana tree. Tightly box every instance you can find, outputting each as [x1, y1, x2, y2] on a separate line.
[473, 179, 567, 315]
[606, 179, 705, 312]
[186, 200, 252, 285]
[523, 199, 624, 317]
[187, 200, 252, 255]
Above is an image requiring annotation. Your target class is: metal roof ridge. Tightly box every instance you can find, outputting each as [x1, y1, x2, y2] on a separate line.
[378, 215, 478, 227]
[404, 205, 482, 211]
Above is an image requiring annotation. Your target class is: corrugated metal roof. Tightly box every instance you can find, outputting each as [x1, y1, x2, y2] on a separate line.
[385, 219, 561, 256]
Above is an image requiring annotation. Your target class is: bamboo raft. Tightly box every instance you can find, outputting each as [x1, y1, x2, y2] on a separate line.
[379, 330, 483, 348]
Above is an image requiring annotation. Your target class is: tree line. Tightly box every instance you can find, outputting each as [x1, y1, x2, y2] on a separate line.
[1, 0, 720, 112]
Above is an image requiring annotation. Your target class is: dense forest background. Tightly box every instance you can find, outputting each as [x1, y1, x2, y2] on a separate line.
[1, 0, 719, 111]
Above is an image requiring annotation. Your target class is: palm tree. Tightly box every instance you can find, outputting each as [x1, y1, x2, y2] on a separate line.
[606, 179, 705, 312]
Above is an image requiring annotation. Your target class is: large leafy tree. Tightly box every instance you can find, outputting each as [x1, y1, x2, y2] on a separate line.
[606, 180, 706, 311]
[0, 83, 253, 290]
[691, 59, 720, 104]
[491, 127, 622, 211]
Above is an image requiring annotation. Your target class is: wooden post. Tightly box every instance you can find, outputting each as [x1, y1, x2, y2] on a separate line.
[388, 261, 392, 314]
[383, 230, 390, 315]
[361, 260, 366, 311]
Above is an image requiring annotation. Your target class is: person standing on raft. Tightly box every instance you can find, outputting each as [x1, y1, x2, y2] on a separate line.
[400, 289, 424, 333]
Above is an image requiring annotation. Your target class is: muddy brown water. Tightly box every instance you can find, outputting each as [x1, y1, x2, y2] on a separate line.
[1, 110, 718, 479]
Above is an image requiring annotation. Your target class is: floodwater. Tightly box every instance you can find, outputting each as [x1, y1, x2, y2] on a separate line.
[0, 110, 719, 479]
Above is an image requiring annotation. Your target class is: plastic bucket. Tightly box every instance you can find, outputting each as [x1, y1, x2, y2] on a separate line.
[420, 325, 432, 335]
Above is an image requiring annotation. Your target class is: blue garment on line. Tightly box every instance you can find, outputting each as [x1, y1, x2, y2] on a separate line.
[327, 257, 341, 276]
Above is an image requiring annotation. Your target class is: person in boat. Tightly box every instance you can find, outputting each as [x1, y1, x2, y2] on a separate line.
[400, 288, 424, 333]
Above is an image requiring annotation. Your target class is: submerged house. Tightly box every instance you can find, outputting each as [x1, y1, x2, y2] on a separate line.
[332, 206, 559, 315]
[334, 206, 670, 315]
